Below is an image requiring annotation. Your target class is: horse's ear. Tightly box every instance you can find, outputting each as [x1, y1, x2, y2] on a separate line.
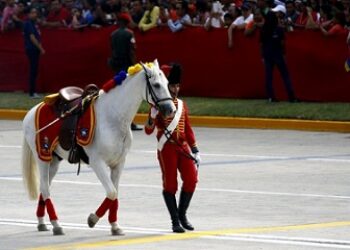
[153, 59, 159, 69]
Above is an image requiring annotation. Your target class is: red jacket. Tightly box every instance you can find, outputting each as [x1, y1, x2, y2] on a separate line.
[145, 98, 197, 150]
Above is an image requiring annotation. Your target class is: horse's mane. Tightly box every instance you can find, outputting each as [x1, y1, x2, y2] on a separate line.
[101, 62, 156, 94]
[127, 62, 155, 77]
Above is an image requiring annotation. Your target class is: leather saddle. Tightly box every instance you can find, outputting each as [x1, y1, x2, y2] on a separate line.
[57, 84, 99, 164]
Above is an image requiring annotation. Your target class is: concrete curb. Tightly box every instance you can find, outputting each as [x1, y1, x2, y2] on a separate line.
[1, 109, 350, 133]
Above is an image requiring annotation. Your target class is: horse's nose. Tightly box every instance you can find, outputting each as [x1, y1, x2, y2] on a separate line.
[159, 103, 176, 118]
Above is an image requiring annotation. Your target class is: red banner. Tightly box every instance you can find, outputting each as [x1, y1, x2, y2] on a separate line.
[0, 27, 349, 101]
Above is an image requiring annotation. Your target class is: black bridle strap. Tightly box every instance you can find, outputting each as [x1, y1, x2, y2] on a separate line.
[162, 124, 199, 167]
[142, 65, 172, 107]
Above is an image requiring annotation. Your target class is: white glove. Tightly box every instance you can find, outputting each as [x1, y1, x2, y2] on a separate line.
[150, 106, 159, 119]
[193, 152, 201, 165]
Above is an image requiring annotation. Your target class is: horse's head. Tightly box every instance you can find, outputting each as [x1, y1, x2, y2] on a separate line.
[141, 60, 176, 118]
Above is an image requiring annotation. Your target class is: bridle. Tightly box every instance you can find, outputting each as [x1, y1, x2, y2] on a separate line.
[142, 65, 172, 108]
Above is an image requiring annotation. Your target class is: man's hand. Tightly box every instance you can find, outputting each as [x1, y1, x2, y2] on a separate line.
[193, 152, 201, 165]
[150, 106, 159, 119]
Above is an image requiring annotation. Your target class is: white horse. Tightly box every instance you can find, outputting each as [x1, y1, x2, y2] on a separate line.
[22, 60, 176, 235]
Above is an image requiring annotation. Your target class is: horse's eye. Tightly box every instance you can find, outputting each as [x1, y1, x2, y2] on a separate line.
[154, 83, 161, 89]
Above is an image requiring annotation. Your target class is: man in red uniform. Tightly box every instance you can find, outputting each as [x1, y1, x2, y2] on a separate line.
[145, 63, 201, 233]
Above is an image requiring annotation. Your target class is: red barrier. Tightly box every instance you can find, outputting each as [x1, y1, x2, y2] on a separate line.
[0, 26, 349, 101]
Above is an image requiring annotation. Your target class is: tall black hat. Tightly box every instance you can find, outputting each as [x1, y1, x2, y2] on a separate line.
[167, 63, 182, 85]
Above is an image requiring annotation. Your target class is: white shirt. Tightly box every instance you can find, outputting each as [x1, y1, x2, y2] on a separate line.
[232, 14, 253, 26]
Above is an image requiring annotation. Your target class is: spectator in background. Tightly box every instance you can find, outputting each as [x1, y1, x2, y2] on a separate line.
[294, 0, 318, 29]
[62, 0, 75, 11]
[29, 0, 46, 18]
[13, 1, 26, 28]
[187, 0, 198, 22]
[109, 13, 141, 130]
[285, 0, 298, 27]
[341, 0, 350, 27]
[70, 7, 87, 28]
[109, 13, 135, 79]
[158, 2, 170, 27]
[100, 0, 122, 25]
[320, 12, 348, 35]
[138, 0, 159, 32]
[1, 0, 16, 32]
[204, 0, 224, 30]
[223, 12, 234, 27]
[167, 1, 195, 32]
[227, 3, 253, 48]
[244, 7, 264, 36]
[129, 0, 144, 28]
[248, 0, 298, 102]
[23, 7, 45, 98]
[168, 0, 179, 21]
[271, 4, 292, 31]
[43, 0, 70, 27]
[193, 0, 210, 25]
[92, 0, 120, 26]
[330, 0, 344, 14]
[318, 4, 334, 29]
[247, 0, 258, 10]
[81, 0, 96, 25]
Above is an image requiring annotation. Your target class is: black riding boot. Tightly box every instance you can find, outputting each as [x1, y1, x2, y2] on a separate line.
[178, 191, 194, 230]
[162, 191, 185, 233]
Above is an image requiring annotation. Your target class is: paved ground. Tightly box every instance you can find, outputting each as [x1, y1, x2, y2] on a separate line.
[1, 120, 350, 250]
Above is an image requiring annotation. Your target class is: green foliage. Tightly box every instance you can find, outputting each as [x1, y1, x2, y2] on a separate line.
[1, 92, 350, 121]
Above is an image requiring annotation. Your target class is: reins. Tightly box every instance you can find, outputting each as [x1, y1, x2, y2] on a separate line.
[142, 65, 172, 108]
[162, 121, 199, 168]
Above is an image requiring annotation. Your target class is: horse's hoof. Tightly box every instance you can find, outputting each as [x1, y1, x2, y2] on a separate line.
[87, 213, 99, 228]
[111, 227, 124, 236]
[37, 224, 49, 232]
[53, 226, 64, 235]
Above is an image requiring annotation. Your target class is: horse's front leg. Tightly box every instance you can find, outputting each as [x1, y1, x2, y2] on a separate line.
[38, 158, 64, 235]
[87, 157, 123, 235]
[108, 158, 126, 235]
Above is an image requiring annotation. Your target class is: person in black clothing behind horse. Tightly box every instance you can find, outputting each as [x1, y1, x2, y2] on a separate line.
[248, 0, 299, 103]
[109, 12, 142, 130]
[23, 7, 45, 98]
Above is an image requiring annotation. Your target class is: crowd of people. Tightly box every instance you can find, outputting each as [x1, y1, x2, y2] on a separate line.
[1, 0, 349, 36]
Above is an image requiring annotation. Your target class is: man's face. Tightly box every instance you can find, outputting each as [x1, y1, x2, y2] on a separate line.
[257, 0, 266, 9]
[51, 0, 61, 11]
[168, 84, 180, 99]
[29, 8, 38, 20]
[286, 2, 295, 14]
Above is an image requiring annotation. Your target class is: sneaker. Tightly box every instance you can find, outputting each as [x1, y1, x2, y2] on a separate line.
[289, 98, 300, 103]
[131, 123, 143, 131]
[30, 93, 41, 99]
[268, 98, 278, 103]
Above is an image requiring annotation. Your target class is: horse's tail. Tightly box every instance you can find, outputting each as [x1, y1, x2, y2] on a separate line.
[21, 137, 39, 200]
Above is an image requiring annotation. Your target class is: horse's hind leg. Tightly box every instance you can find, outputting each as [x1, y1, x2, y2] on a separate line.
[36, 156, 61, 232]
[38, 158, 64, 235]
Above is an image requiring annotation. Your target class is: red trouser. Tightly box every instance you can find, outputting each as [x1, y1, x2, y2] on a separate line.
[157, 142, 198, 194]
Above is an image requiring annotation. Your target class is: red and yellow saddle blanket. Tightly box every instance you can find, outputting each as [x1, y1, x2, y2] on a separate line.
[35, 101, 96, 162]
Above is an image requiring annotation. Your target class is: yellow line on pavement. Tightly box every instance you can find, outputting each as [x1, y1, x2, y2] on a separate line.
[3, 109, 350, 132]
[28, 221, 350, 250]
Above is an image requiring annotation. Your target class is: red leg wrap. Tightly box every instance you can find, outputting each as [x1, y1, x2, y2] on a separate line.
[108, 199, 118, 223]
[36, 194, 45, 218]
[95, 198, 113, 218]
[45, 198, 58, 221]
